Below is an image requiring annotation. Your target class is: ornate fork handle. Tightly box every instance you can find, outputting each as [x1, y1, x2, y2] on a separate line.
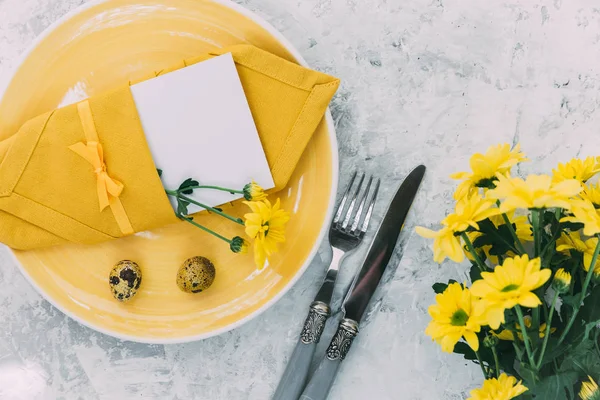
[301, 301, 330, 344]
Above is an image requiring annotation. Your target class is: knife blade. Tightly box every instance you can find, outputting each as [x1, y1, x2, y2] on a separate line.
[299, 165, 426, 400]
[343, 164, 426, 322]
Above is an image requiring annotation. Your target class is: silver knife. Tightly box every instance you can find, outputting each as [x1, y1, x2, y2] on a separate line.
[299, 165, 426, 400]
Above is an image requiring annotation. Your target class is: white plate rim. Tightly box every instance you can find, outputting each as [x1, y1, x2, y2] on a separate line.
[0, 0, 339, 344]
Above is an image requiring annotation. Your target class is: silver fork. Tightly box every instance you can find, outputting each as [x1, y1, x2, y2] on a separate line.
[273, 172, 380, 400]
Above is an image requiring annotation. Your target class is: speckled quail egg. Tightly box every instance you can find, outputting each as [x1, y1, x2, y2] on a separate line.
[109, 260, 142, 302]
[176, 256, 216, 294]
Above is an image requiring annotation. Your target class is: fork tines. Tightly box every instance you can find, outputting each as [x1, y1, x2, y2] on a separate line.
[333, 172, 380, 237]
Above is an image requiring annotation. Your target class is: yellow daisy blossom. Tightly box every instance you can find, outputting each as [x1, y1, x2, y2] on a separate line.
[468, 373, 528, 400]
[425, 283, 484, 353]
[244, 199, 290, 269]
[487, 173, 582, 212]
[555, 231, 600, 277]
[579, 376, 600, 400]
[581, 182, 600, 207]
[416, 226, 464, 263]
[417, 194, 501, 263]
[442, 193, 501, 232]
[556, 231, 588, 254]
[451, 143, 528, 199]
[563, 199, 600, 236]
[470, 255, 551, 329]
[494, 315, 556, 341]
[552, 156, 600, 184]
[581, 237, 600, 278]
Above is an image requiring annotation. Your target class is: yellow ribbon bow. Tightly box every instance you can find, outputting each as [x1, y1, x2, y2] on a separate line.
[68, 141, 124, 211]
[68, 100, 134, 235]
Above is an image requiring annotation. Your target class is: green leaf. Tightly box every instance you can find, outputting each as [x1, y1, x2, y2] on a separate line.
[559, 221, 584, 232]
[496, 341, 519, 376]
[432, 279, 458, 294]
[559, 339, 600, 376]
[561, 294, 580, 309]
[550, 252, 571, 267]
[453, 340, 494, 366]
[538, 337, 570, 367]
[516, 364, 539, 389]
[177, 200, 190, 216]
[474, 219, 523, 258]
[469, 263, 482, 283]
[157, 168, 163, 177]
[580, 285, 600, 327]
[432, 283, 447, 294]
[528, 372, 577, 400]
[178, 178, 200, 195]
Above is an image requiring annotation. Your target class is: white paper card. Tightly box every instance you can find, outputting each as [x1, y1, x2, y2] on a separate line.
[131, 53, 275, 214]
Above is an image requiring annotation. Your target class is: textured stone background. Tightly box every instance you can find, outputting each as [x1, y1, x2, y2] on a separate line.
[2, 0, 600, 399]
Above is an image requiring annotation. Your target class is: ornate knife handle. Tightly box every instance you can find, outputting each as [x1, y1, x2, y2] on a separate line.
[299, 318, 359, 400]
[272, 301, 331, 400]
[325, 318, 359, 360]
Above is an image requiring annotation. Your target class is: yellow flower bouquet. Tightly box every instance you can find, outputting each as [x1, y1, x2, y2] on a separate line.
[417, 144, 600, 400]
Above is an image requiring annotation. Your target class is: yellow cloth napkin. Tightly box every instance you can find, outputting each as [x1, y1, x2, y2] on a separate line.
[0, 44, 339, 250]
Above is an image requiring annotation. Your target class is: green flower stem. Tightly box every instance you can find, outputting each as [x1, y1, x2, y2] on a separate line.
[536, 290, 559, 369]
[180, 216, 232, 244]
[474, 351, 489, 379]
[515, 305, 537, 367]
[461, 233, 487, 272]
[512, 341, 524, 363]
[186, 185, 244, 195]
[558, 234, 600, 345]
[501, 211, 526, 255]
[532, 209, 542, 258]
[531, 305, 541, 347]
[491, 346, 500, 378]
[178, 194, 244, 226]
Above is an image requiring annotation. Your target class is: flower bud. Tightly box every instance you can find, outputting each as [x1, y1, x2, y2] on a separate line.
[552, 268, 571, 294]
[483, 335, 499, 348]
[243, 181, 267, 201]
[230, 236, 249, 254]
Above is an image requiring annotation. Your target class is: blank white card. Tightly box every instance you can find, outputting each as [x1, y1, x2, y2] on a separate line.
[131, 53, 275, 214]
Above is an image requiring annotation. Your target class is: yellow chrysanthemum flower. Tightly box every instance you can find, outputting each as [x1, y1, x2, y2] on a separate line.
[581, 182, 600, 207]
[243, 180, 267, 201]
[451, 143, 528, 200]
[555, 231, 600, 277]
[580, 376, 600, 400]
[556, 231, 588, 254]
[552, 156, 600, 184]
[442, 193, 501, 232]
[244, 199, 290, 269]
[468, 373, 528, 400]
[552, 268, 572, 294]
[425, 283, 484, 353]
[417, 194, 501, 263]
[416, 226, 464, 263]
[494, 315, 555, 341]
[562, 199, 600, 236]
[487, 173, 582, 212]
[470, 255, 551, 329]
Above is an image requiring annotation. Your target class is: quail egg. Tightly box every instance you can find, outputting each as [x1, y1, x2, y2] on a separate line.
[177, 256, 216, 293]
[109, 260, 142, 302]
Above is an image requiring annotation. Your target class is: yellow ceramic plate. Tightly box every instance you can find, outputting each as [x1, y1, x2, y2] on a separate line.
[0, 0, 337, 343]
